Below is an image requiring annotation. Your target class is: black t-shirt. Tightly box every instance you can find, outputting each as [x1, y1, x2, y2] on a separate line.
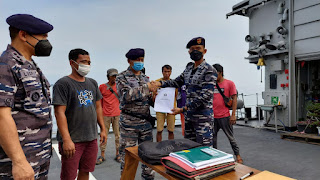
[52, 76, 102, 142]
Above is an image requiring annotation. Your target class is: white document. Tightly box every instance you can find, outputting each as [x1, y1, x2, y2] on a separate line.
[154, 87, 175, 113]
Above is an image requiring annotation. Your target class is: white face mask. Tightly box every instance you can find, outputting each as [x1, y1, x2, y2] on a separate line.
[72, 60, 91, 77]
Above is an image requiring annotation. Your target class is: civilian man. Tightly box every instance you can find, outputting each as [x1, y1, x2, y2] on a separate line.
[53, 48, 107, 180]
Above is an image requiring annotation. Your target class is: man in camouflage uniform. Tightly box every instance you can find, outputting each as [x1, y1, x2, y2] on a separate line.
[153, 37, 217, 146]
[0, 14, 53, 180]
[116, 48, 156, 180]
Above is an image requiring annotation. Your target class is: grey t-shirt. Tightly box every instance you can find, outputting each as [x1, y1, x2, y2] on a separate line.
[52, 76, 102, 142]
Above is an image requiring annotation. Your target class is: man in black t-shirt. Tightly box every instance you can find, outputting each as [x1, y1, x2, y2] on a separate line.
[53, 48, 107, 180]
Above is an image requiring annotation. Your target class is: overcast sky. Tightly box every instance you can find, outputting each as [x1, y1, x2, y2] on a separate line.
[0, 0, 265, 106]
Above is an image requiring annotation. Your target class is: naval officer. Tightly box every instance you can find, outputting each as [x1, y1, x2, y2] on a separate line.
[152, 37, 217, 146]
[0, 14, 53, 179]
[116, 48, 156, 180]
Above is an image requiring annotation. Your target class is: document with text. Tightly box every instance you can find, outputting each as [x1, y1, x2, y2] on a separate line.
[154, 87, 176, 113]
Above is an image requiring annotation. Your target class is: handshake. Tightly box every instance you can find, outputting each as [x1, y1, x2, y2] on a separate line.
[146, 80, 186, 115]
[147, 81, 162, 92]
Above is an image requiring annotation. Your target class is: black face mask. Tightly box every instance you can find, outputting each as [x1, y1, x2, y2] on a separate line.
[190, 50, 203, 61]
[26, 35, 53, 57]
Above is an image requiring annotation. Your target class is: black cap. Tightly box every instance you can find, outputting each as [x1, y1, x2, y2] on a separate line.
[186, 37, 205, 48]
[6, 14, 53, 34]
[125, 48, 145, 60]
[213, 64, 223, 73]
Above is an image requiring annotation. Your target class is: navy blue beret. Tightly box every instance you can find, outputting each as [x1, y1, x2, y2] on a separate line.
[6, 14, 53, 34]
[125, 48, 145, 60]
[186, 37, 205, 48]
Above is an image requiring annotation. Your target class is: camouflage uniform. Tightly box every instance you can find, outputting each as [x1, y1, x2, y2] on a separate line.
[161, 60, 217, 146]
[0, 45, 52, 179]
[116, 67, 154, 180]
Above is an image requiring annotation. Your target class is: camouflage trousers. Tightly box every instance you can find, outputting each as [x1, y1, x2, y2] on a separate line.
[184, 119, 214, 146]
[119, 114, 154, 180]
[0, 160, 50, 180]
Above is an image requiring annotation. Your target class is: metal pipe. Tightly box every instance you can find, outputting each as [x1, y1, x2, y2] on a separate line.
[226, 0, 274, 18]
[297, 63, 301, 121]
[288, 0, 296, 127]
[261, 67, 263, 83]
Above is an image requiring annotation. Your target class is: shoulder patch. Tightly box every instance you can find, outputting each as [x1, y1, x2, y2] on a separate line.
[205, 74, 214, 82]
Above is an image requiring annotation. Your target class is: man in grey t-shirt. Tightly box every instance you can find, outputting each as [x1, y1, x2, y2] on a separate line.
[53, 48, 107, 180]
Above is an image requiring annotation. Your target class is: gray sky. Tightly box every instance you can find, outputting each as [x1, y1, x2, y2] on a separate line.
[0, 0, 265, 106]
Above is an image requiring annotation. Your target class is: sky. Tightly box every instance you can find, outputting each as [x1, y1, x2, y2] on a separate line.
[0, 0, 265, 107]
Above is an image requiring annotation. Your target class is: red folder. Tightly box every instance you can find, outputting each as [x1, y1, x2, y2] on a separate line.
[161, 156, 235, 178]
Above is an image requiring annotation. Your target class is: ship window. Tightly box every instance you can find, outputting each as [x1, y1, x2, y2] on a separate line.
[270, 74, 277, 89]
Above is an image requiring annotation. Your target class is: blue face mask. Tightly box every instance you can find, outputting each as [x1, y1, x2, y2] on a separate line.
[132, 61, 144, 71]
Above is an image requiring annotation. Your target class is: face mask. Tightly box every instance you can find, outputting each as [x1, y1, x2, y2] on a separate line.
[132, 61, 144, 71]
[190, 50, 203, 61]
[26, 35, 53, 56]
[72, 60, 91, 77]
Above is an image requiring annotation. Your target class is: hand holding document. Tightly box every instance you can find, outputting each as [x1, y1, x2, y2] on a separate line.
[147, 82, 157, 92]
[170, 107, 182, 115]
[151, 80, 162, 88]
[154, 87, 176, 113]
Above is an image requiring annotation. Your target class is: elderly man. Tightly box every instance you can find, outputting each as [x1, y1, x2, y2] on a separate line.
[0, 14, 53, 179]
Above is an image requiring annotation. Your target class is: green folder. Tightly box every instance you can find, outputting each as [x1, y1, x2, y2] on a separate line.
[169, 146, 234, 169]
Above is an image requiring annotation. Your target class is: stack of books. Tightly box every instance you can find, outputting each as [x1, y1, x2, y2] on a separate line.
[161, 146, 235, 180]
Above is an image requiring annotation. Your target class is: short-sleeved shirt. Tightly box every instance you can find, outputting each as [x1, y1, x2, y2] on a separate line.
[99, 83, 120, 117]
[213, 79, 237, 118]
[52, 76, 102, 142]
[0, 45, 52, 176]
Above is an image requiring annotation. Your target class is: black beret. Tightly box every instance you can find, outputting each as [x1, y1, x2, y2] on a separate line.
[6, 14, 53, 34]
[125, 48, 145, 60]
[186, 37, 205, 48]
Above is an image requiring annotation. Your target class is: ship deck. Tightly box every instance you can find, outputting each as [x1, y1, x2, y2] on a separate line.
[48, 122, 320, 180]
